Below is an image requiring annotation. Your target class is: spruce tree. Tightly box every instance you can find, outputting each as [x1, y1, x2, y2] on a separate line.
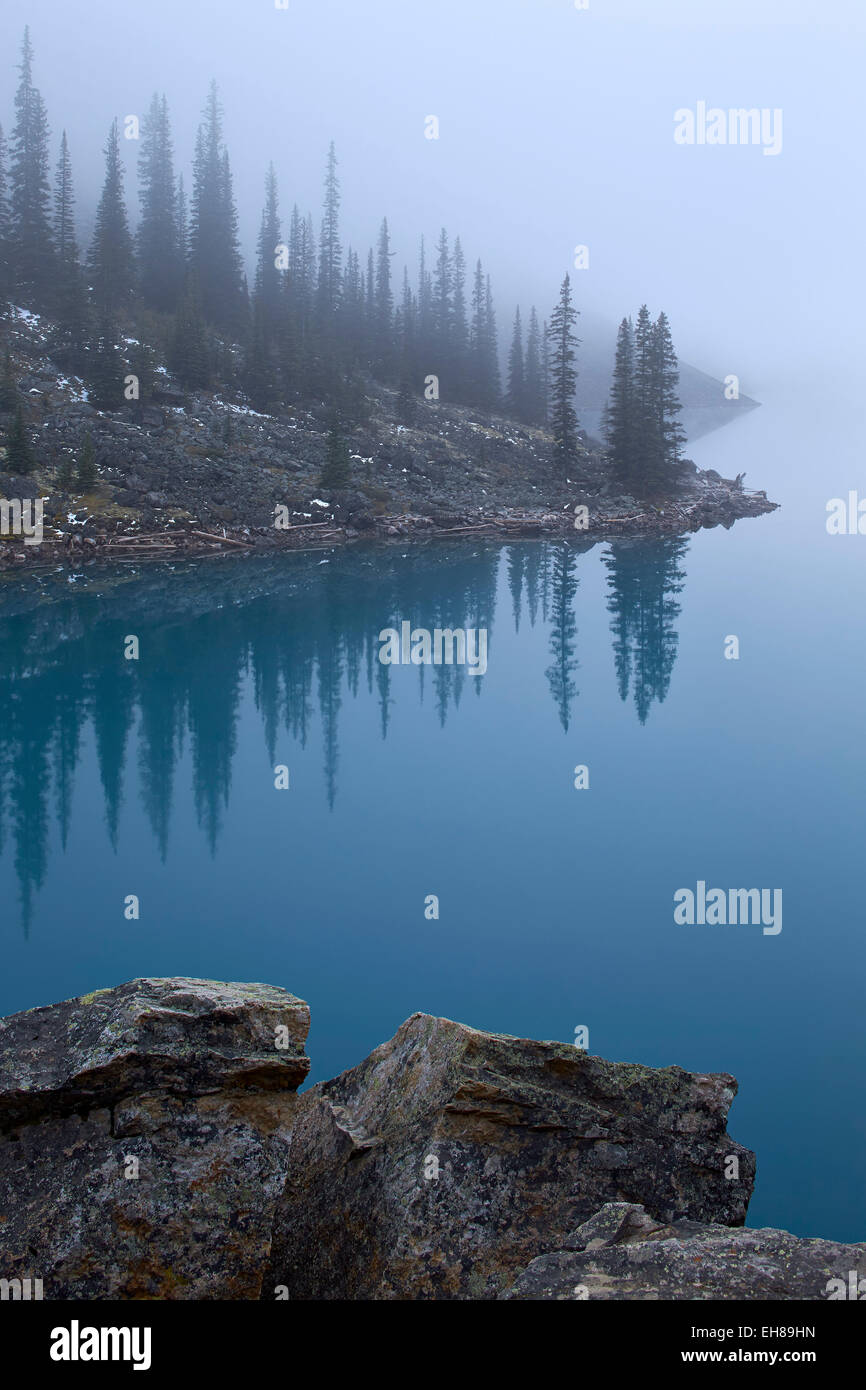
[652, 311, 686, 484]
[632, 303, 657, 483]
[0, 123, 11, 299]
[524, 307, 545, 424]
[374, 217, 394, 376]
[189, 84, 245, 335]
[9, 29, 54, 307]
[320, 416, 351, 491]
[450, 236, 468, 398]
[0, 353, 18, 412]
[506, 306, 525, 419]
[170, 281, 210, 389]
[254, 163, 282, 344]
[76, 433, 97, 489]
[138, 94, 182, 313]
[88, 120, 135, 321]
[316, 142, 342, 330]
[52, 131, 88, 363]
[483, 274, 501, 405]
[432, 227, 451, 369]
[604, 316, 637, 490]
[5, 404, 34, 473]
[548, 273, 580, 472]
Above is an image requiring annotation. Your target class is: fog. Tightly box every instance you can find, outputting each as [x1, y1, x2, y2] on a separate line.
[1, 0, 863, 398]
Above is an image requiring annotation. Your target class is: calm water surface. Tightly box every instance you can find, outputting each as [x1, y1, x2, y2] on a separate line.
[1, 389, 863, 1242]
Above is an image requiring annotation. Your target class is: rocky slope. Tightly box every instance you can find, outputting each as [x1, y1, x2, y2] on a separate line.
[0, 304, 776, 569]
[2, 978, 856, 1301]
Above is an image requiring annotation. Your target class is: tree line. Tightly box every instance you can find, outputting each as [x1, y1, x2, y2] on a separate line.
[0, 28, 685, 494]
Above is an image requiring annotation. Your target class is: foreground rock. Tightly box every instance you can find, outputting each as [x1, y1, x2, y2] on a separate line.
[0, 979, 309, 1299]
[3, 981, 860, 1301]
[265, 1012, 754, 1300]
[502, 1202, 866, 1301]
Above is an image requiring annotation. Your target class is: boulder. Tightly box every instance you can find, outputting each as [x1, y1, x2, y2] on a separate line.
[501, 1202, 866, 1301]
[265, 1012, 754, 1300]
[0, 978, 309, 1299]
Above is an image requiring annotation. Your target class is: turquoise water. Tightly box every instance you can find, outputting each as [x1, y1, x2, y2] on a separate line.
[1, 389, 863, 1243]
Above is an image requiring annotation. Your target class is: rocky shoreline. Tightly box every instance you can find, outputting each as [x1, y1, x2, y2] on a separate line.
[0, 481, 777, 572]
[0, 305, 777, 572]
[0, 978, 858, 1301]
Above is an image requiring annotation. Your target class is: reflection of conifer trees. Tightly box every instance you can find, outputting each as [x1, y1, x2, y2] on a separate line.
[544, 544, 580, 731]
[137, 631, 186, 861]
[507, 547, 525, 630]
[0, 541, 509, 930]
[523, 544, 546, 628]
[603, 538, 688, 724]
[88, 638, 137, 851]
[184, 612, 243, 852]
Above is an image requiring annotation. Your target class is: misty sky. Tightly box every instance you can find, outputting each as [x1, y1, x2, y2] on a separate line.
[1, 0, 863, 397]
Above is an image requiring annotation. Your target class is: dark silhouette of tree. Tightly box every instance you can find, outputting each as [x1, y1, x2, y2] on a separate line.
[544, 543, 580, 730]
[603, 537, 688, 723]
[8, 29, 53, 307]
[88, 119, 135, 321]
[548, 273, 580, 473]
[137, 94, 183, 313]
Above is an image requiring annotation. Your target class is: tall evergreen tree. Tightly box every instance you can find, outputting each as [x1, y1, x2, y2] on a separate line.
[189, 83, 245, 334]
[483, 275, 501, 405]
[522, 307, 544, 424]
[506, 306, 525, 418]
[137, 94, 182, 313]
[8, 29, 53, 306]
[5, 404, 34, 473]
[374, 217, 394, 375]
[548, 273, 580, 471]
[317, 141, 342, 329]
[0, 123, 11, 298]
[604, 316, 637, 489]
[432, 227, 451, 368]
[254, 163, 282, 343]
[651, 311, 686, 484]
[169, 280, 210, 389]
[450, 235, 468, 396]
[88, 119, 135, 321]
[320, 415, 351, 491]
[51, 131, 88, 361]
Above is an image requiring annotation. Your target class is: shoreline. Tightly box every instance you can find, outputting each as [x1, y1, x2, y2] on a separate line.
[0, 483, 778, 572]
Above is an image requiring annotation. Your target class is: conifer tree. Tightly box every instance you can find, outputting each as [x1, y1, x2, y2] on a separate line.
[432, 227, 451, 368]
[170, 281, 210, 389]
[320, 416, 351, 491]
[317, 142, 342, 330]
[374, 217, 394, 375]
[189, 84, 245, 334]
[483, 275, 501, 405]
[604, 316, 637, 489]
[524, 306, 545, 424]
[51, 131, 88, 362]
[254, 163, 282, 343]
[506, 306, 525, 418]
[417, 236, 432, 349]
[0, 123, 11, 298]
[652, 311, 686, 483]
[86, 321, 126, 410]
[450, 236, 468, 396]
[5, 404, 34, 473]
[9, 29, 54, 306]
[88, 120, 135, 321]
[138, 94, 182, 313]
[548, 273, 580, 471]
[0, 353, 17, 412]
[76, 432, 97, 489]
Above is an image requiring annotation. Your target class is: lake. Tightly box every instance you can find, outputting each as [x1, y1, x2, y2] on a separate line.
[1, 386, 863, 1244]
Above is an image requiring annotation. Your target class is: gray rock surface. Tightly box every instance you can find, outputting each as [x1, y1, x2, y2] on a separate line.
[0, 979, 309, 1299]
[501, 1202, 866, 1301]
[265, 1012, 755, 1300]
